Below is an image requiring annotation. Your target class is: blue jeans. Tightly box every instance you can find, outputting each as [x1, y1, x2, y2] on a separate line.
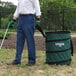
[14, 14, 36, 64]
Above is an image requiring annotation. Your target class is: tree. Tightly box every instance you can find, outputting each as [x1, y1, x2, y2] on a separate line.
[0, 1, 16, 29]
[40, 0, 76, 31]
[0, 1, 16, 18]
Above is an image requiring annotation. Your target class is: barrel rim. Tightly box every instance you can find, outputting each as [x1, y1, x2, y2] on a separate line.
[45, 31, 71, 34]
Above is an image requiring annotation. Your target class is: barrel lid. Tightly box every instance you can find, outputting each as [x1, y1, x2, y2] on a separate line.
[45, 31, 71, 34]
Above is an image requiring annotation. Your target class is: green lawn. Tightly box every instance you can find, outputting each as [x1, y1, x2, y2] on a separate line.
[0, 49, 76, 76]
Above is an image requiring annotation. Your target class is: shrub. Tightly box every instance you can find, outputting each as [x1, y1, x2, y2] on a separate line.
[1, 14, 13, 29]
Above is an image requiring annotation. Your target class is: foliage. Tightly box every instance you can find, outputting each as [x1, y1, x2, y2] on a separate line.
[1, 14, 13, 29]
[0, 1, 16, 29]
[0, 0, 76, 30]
[0, 1, 16, 18]
[40, 0, 76, 31]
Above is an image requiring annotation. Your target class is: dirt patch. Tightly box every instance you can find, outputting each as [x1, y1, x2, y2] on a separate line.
[0, 33, 45, 51]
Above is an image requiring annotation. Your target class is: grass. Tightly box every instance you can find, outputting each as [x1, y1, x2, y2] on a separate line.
[0, 49, 76, 76]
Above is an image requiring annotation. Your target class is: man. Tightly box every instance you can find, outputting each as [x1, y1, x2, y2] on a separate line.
[8, 0, 41, 65]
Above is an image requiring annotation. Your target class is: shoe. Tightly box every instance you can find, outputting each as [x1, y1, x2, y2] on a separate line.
[6, 62, 21, 65]
[26, 63, 35, 66]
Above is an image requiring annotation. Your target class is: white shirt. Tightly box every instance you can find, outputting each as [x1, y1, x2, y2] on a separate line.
[14, 0, 41, 18]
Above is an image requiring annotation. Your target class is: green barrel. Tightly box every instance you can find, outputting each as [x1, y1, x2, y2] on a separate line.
[45, 31, 72, 65]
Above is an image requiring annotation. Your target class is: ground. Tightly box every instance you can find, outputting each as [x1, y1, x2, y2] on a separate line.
[0, 33, 76, 53]
[0, 33, 45, 51]
[0, 33, 76, 76]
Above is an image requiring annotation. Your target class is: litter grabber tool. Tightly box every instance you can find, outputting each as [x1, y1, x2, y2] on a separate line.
[0, 19, 15, 49]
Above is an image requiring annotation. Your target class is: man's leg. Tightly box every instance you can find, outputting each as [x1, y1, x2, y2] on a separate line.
[14, 16, 25, 64]
[22, 15, 36, 64]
